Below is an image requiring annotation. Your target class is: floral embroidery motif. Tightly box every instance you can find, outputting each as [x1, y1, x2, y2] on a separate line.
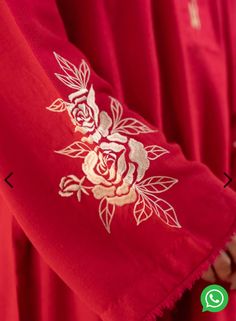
[188, 0, 201, 30]
[47, 52, 181, 233]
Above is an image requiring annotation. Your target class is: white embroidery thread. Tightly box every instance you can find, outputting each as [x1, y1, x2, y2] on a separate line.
[188, 0, 201, 30]
[47, 52, 181, 233]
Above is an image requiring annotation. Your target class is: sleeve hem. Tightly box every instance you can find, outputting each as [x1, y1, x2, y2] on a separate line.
[102, 214, 236, 321]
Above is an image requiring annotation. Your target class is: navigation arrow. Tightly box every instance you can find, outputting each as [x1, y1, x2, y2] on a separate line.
[4, 172, 13, 188]
[224, 172, 232, 188]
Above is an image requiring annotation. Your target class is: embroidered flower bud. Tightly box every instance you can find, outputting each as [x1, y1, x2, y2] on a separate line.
[59, 175, 82, 200]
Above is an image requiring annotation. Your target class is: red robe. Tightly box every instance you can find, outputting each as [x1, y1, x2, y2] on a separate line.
[1, 0, 236, 320]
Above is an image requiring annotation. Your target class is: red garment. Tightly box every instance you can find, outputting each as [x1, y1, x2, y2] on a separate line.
[1, 0, 236, 320]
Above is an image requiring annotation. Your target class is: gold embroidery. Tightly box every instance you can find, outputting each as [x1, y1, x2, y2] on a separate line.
[47, 53, 181, 233]
[188, 0, 201, 30]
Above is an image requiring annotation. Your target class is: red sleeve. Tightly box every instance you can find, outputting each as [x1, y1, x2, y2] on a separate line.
[1, 1, 236, 320]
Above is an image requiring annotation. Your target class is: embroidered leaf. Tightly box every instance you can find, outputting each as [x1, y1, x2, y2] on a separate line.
[78, 60, 90, 89]
[110, 97, 123, 125]
[99, 198, 115, 233]
[113, 118, 157, 135]
[54, 52, 79, 76]
[54, 52, 90, 90]
[153, 197, 181, 228]
[55, 73, 82, 90]
[54, 142, 91, 158]
[133, 193, 153, 225]
[136, 176, 178, 194]
[46, 98, 69, 112]
[145, 145, 169, 160]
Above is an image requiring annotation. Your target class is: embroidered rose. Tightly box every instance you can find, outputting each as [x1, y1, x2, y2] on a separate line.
[67, 85, 112, 143]
[47, 53, 181, 233]
[82, 138, 149, 206]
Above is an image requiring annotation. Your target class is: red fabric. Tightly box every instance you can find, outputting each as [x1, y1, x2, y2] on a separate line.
[1, 0, 236, 320]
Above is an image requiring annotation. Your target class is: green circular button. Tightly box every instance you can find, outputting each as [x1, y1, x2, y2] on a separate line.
[200, 284, 228, 312]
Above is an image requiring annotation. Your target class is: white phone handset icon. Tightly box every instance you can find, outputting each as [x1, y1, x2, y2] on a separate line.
[209, 294, 220, 304]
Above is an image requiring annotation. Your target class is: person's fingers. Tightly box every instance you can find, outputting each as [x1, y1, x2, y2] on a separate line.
[227, 271, 236, 290]
[226, 235, 236, 264]
[213, 251, 232, 281]
[202, 267, 217, 283]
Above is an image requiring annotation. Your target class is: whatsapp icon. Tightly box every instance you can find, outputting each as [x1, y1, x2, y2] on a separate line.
[200, 284, 228, 312]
